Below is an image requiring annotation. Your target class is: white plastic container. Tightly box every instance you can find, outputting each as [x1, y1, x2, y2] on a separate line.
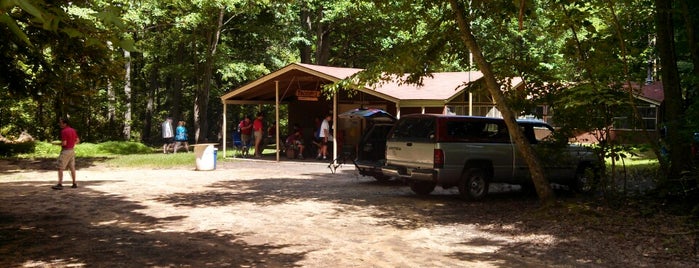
[193, 143, 218, 171]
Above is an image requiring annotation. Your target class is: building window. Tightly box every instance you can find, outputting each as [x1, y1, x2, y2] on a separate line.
[613, 105, 657, 130]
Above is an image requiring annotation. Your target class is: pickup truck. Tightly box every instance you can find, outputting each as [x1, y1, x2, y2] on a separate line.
[381, 114, 599, 200]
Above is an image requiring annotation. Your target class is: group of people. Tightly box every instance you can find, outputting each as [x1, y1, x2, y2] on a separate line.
[283, 113, 333, 160]
[237, 112, 266, 158]
[161, 116, 190, 153]
[236, 112, 333, 160]
[49, 112, 331, 190]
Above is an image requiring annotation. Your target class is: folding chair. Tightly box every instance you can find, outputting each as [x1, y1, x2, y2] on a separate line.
[328, 144, 355, 174]
[232, 131, 245, 157]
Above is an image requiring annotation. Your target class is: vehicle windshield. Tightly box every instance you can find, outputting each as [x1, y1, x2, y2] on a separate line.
[533, 125, 554, 142]
[520, 123, 554, 144]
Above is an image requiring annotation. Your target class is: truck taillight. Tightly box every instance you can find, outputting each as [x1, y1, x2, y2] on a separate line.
[434, 149, 444, 169]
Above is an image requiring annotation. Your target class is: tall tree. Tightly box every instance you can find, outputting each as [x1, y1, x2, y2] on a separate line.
[655, 0, 690, 183]
[448, 0, 554, 204]
[1, 0, 130, 141]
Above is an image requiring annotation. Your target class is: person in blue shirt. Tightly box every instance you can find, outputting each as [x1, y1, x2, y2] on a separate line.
[174, 120, 189, 153]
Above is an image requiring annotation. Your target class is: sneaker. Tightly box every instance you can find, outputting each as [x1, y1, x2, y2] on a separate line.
[298, 155, 304, 160]
[316, 155, 322, 159]
[322, 156, 327, 160]
[51, 184, 63, 190]
[71, 184, 78, 189]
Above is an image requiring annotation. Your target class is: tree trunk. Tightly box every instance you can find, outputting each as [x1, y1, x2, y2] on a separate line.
[680, 0, 699, 78]
[449, 0, 555, 205]
[316, 27, 331, 65]
[123, 49, 132, 141]
[314, 8, 331, 66]
[679, 0, 699, 106]
[172, 43, 185, 122]
[655, 0, 690, 183]
[142, 67, 157, 144]
[194, 8, 224, 143]
[299, 4, 313, 63]
[107, 79, 115, 123]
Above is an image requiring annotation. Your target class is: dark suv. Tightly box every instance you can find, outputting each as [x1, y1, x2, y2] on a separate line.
[381, 114, 599, 200]
[337, 108, 396, 181]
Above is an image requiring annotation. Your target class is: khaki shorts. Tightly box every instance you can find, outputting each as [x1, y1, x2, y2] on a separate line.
[57, 149, 76, 170]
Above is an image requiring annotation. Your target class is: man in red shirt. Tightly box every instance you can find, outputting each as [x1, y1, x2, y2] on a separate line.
[253, 112, 264, 158]
[238, 115, 252, 157]
[52, 117, 80, 190]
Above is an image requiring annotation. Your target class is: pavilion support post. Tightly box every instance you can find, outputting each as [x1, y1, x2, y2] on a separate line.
[222, 102, 227, 158]
[332, 90, 338, 163]
[396, 103, 401, 119]
[469, 92, 473, 116]
[275, 80, 280, 162]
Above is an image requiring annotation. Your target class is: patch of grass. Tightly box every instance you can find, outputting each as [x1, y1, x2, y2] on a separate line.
[5, 141, 240, 169]
[30, 141, 155, 158]
[97, 141, 154, 155]
[105, 153, 197, 168]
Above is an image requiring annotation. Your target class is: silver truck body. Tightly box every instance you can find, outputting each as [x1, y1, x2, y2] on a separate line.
[382, 114, 598, 198]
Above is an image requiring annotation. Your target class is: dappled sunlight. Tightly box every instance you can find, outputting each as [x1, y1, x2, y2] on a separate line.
[0, 180, 307, 267]
[1, 161, 695, 267]
[22, 258, 86, 268]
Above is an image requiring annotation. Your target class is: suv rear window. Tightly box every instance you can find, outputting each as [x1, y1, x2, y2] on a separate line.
[390, 117, 435, 141]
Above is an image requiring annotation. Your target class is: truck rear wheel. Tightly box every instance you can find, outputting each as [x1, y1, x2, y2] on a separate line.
[409, 181, 436, 195]
[572, 164, 598, 194]
[459, 168, 489, 201]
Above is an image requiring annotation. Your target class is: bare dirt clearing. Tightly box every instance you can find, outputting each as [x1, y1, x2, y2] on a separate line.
[0, 158, 697, 267]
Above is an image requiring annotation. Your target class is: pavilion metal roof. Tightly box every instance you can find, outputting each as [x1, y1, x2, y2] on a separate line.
[220, 63, 492, 107]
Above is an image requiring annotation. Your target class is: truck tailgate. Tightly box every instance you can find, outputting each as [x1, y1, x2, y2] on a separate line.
[386, 140, 434, 169]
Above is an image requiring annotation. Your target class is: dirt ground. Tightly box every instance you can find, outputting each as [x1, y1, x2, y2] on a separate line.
[0, 156, 697, 267]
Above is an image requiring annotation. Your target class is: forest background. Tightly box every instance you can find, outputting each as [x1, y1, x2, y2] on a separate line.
[2, 0, 699, 204]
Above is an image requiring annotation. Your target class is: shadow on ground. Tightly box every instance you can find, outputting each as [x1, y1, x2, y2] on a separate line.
[0, 181, 305, 267]
[152, 165, 650, 267]
[1, 159, 694, 267]
[0, 157, 112, 174]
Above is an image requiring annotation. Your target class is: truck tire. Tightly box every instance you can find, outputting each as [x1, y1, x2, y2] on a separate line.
[410, 181, 436, 195]
[459, 168, 489, 201]
[571, 164, 598, 194]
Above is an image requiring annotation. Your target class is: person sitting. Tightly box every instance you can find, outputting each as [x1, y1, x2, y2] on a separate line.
[285, 128, 305, 159]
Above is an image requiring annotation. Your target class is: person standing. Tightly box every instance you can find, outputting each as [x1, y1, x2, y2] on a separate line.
[52, 117, 80, 190]
[161, 116, 174, 153]
[238, 115, 252, 157]
[253, 112, 264, 158]
[173, 120, 189, 153]
[267, 121, 277, 145]
[317, 114, 332, 160]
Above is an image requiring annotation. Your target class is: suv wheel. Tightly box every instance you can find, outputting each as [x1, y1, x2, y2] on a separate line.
[572, 164, 598, 194]
[409, 181, 436, 195]
[459, 168, 489, 201]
